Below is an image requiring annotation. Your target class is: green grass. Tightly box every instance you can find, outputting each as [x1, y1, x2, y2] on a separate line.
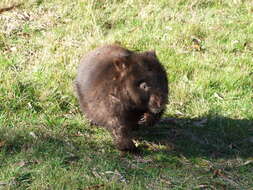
[0, 0, 253, 189]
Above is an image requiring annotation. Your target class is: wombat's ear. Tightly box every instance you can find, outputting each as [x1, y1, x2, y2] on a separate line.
[144, 50, 157, 58]
[113, 55, 130, 72]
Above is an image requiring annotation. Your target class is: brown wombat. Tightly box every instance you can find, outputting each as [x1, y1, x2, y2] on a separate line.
[75, 45, 168, 151]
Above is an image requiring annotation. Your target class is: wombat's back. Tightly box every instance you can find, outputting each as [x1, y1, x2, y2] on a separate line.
[77, 45, 130, 91]
[75, 45, 132, 124]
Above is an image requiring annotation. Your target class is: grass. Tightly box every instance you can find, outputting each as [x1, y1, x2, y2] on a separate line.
[0, 0, 253, 189]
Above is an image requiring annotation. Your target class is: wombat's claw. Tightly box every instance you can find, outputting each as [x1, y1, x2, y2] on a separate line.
[138, 117, 146, 125]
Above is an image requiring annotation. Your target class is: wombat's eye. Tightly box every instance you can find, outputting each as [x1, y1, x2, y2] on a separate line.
[139, 82, 149, 91]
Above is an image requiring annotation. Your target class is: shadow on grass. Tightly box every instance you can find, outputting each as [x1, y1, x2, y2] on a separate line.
[0, 126, 115, 164]
[137, 115, 253, 159]
[1, 115, 252, 162]
[0, 127, 122, 189]
[0, 115, 252, 189]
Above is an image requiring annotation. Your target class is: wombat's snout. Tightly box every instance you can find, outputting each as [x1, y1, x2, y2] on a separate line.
[148, 93, 167, 113]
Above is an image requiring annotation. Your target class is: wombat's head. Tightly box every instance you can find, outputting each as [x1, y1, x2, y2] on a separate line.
[113, 50, 169, 113]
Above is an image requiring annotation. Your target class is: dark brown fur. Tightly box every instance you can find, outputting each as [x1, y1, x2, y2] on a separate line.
[75, 45, 169, 151]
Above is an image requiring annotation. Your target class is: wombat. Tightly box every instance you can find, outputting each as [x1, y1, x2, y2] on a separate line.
[75, 45, 168, 151]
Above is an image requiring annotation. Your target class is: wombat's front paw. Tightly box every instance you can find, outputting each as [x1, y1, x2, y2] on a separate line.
[138, 112, 155, 127]
[117, 138, 136, 152]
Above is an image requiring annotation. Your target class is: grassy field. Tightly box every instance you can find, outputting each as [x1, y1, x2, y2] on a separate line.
[0, 0, 253, 189]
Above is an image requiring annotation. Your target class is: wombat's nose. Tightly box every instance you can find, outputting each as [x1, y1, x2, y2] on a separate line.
[149, 95, 165, 113]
